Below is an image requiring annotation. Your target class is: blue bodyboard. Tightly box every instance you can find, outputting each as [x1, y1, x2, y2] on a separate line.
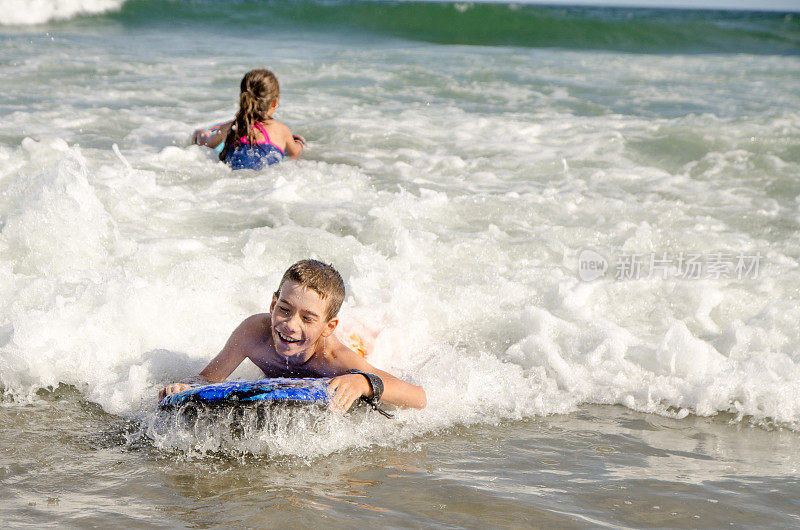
[159, 377, 328, 410]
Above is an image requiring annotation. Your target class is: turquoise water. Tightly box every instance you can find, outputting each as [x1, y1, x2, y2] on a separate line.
[1, 0, 799, 526]
[35, 0, 800, 55]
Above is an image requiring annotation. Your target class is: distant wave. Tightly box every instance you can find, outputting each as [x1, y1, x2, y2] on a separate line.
[1, 0, 798, 54]
[0, 0, 125, 25]
[119, 0, 800, 55]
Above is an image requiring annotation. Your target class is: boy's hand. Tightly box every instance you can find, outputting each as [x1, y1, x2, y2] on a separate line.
[326, 373, 370, 413]
[158, 382, 192, 401]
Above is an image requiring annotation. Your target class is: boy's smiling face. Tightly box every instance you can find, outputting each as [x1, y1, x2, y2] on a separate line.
[269, 280, 336, 362]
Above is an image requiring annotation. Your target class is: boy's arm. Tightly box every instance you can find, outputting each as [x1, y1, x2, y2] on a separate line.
[158, 315, 256, 400]
[327, 352, 426, 412]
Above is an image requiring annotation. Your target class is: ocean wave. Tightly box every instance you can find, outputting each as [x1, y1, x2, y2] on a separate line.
[7, 0, 798, 54]
[0, 0, 125, 25]
[1, 133, 799, 457]
[1, 19, 798, 455]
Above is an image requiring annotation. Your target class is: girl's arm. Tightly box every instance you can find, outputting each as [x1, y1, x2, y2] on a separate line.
[273, 121, 304, 159]
[286, 134, 305, 159]
[192, 120, 233, 149]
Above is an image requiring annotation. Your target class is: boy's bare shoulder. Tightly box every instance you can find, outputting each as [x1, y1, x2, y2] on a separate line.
[321, 341, 367, 372]
[235, 313, 271, 338]
[242, 312, 269, 324]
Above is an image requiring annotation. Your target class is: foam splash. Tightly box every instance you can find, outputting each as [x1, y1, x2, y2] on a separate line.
[0, 0, 124, 26]
[0, 131, 798, 457]
[1, 30, 799, 456]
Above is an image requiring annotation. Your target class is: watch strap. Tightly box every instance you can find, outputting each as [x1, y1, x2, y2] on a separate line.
[346, 369, 393, 418]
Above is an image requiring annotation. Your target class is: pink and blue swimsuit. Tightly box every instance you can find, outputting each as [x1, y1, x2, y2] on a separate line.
[224, 122, 285, 170]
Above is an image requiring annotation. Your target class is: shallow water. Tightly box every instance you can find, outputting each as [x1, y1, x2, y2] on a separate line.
[1, 0, 800, 526]
[4, 389, 800, 527]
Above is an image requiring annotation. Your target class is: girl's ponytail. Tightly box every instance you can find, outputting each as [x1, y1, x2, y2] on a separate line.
[220, 69, 280, 162]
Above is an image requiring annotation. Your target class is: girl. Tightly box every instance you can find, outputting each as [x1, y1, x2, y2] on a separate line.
[192, 69, 305, 170]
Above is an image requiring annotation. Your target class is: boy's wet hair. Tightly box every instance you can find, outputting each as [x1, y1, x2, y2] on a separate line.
[277, 259, 345, 321]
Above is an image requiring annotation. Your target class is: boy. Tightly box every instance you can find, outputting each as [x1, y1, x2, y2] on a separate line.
[159, 259, 427, 412]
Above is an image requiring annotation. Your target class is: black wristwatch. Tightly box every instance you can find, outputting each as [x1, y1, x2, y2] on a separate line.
[346, 369, 393, 418]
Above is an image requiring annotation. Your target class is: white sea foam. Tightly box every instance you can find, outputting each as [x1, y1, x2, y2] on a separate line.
[0, 30, 799, 455]
[0, 0, 124, 25]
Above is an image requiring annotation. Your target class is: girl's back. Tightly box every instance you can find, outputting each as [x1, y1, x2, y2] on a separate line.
[218, 69, 304, 170]
[225, 121, 286, 170]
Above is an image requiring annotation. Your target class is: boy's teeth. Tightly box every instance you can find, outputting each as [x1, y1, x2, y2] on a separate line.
[279, 331, 299, 343]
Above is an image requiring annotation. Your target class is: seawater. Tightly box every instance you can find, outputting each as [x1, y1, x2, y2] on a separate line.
[1, 0, 799, 526]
